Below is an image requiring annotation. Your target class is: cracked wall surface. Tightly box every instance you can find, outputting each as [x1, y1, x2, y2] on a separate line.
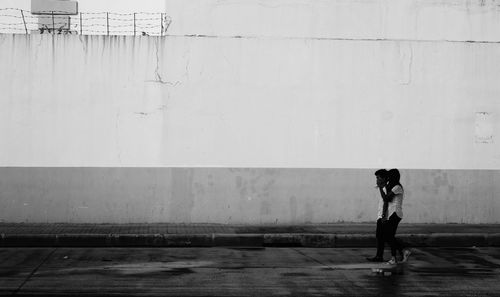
[1, 34, 499, 169]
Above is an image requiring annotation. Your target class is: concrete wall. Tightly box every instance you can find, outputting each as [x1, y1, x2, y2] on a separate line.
[0, 168, 499, 223]
[164, 0, 500, 42]
[1, 34, 499, 169]
[1, 0, 499, 223]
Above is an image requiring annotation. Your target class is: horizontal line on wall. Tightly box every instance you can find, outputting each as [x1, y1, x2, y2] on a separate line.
[163, 34, 500, 44]
[6, 33, 497, 44]
[0, 166, 499, 171]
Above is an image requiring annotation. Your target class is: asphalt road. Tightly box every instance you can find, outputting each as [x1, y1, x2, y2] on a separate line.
[1, 247, 500, 296]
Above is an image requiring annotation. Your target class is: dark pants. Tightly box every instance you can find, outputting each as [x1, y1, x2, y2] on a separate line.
[375, 218, 385, 258]
[376, 213, 405, 258]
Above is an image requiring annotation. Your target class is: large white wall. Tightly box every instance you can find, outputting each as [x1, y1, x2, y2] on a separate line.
[0, 0, 499, 223]
[0, 33, 499, 169]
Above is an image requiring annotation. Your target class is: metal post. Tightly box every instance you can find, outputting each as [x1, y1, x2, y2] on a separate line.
[51, 11, 55, 34]
[79, 12, 82, 35]
[68, 16, 70, 34]
[20, 9, 28, 34]
[160, 13, 163, 36]
[133, 13, 136, 36]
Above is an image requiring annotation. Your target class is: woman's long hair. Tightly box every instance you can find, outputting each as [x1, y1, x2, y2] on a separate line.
[387, 168, 403, 190]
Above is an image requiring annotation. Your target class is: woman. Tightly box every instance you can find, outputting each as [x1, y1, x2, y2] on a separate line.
[379, 168, 411, 264]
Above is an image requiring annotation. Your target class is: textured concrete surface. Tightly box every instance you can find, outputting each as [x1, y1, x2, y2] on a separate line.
[3, 222, 500, 234]
[1, 223, 499, 247]
[1, 168, 499, 224]
[1, 247, 500, 296]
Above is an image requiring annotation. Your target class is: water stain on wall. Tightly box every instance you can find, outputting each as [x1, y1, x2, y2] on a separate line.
[304, 202, 313, 223]
[290, 196, 298, 222]
[260, 200, 272, 216]
[169, 168, 195, 222]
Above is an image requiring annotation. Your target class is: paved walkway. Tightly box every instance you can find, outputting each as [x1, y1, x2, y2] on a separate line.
[1, 223, 499, 247]
[1, 222, 500, 234]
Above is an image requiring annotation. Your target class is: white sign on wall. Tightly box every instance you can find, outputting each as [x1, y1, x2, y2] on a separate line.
[475, 112, 494, 144]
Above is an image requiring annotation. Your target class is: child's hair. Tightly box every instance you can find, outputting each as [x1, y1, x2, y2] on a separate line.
[388, 168, 403, 189]
[374, 169, 388, 178]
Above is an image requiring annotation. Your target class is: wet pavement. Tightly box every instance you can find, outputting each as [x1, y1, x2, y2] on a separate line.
[1, 247, 500, 296]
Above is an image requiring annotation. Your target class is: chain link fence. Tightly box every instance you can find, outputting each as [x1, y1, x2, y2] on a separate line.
[0, 8, 171, 36]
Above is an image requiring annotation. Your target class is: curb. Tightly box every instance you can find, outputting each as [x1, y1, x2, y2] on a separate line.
[1, 233, 498, 248]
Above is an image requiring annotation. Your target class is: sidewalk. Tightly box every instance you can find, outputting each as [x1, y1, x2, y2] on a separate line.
[1, 223, 499, 248]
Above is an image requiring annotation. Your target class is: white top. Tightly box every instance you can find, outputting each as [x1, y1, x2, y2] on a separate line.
[377, 185, 404, 219]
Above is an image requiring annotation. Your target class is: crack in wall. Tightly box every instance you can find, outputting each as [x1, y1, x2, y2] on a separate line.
[183, 49, 191, 82]
[154, 37, 164, 83]
[148, 37, 181, 86]
[401, 43, 413, 85]
[134, 105, 168, 117]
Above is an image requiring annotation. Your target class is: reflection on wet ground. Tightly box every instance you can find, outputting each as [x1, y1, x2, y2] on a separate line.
[1, 247, 499, 296]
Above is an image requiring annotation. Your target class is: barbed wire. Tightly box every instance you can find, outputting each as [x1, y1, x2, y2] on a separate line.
[0, 8, 172, 36]
[0, 8, 163, 14]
